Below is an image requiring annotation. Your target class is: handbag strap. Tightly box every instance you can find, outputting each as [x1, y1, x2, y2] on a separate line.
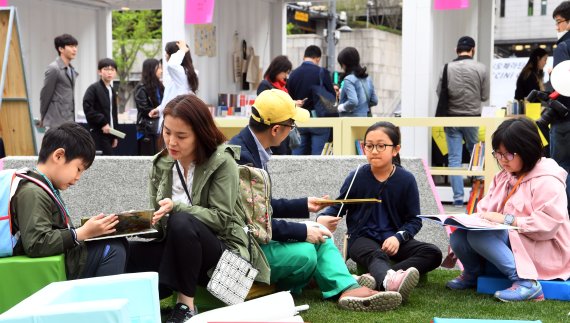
[174, 161, 193, 205]
[336, 164, 361, 217]
[318, 68, 325, 87]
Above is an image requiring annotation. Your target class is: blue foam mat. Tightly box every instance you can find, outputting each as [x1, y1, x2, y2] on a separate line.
[477, 276, 570, 301]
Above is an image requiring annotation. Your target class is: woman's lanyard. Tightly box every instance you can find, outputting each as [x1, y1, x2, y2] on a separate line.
[498, 174, 525, 213]
[33, 168, 72, 229]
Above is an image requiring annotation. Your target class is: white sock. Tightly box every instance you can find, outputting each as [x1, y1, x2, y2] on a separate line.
[383, 269, 396, 290]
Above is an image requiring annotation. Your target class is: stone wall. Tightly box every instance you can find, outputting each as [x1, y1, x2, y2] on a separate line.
[287, 29, 402, 116]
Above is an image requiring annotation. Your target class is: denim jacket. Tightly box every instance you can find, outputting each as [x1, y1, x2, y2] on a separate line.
[338, 74, 378, 117]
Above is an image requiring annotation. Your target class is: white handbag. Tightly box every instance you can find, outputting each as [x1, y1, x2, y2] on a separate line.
[207, 248, 258, 305]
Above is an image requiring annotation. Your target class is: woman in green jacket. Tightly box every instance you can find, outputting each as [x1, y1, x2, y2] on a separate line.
[127, 94, 270, 323]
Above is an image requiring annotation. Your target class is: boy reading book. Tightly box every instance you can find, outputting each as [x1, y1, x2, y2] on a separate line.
[10, 123, 126, 279]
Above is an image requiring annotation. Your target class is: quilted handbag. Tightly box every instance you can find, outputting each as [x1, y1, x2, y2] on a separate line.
[207, 249, 258, 305]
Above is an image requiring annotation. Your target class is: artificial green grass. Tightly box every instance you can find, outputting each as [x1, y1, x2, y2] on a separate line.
[161, 269, 570, 323]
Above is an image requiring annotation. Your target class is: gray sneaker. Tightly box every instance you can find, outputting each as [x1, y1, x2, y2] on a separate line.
[353, 273, 377, 290]
[338, 286, 402, 312]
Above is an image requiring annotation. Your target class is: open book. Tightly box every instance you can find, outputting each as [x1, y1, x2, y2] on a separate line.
[418, 214, 517, 230]
[81, 209, 157, 241]
[314, 198, 381, 205]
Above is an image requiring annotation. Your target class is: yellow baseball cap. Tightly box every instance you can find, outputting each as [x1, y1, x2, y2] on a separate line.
[251, 89, 310, 125]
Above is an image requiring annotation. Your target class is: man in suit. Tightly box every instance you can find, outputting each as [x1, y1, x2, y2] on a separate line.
[82, 58, 119, 155]
[229, 89, 403, 312]
[40, 34, 79, 128]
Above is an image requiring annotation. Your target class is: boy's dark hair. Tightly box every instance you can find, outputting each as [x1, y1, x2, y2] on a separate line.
[54, 34, 78, 55]
[38, 123, 96, 169]
[263, 55, 293, 82]
[364, 121, 401, 166]
[162, 94, 226, 165]
[492, 117, 543, 174]
[304, 45, 322, 59]
[337, 47, 368, 78]
[98, 58, 117, 71]
[553, 1, 570, 20]
[165, 41, 199, 92]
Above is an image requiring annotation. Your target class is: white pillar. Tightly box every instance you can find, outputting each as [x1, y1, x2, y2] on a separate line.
[161, 0, 188, 56]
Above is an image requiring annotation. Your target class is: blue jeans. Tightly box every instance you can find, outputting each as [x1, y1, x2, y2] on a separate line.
[450, 230, 519, 281]
[293, 127, 331, 155]
[444, 126, 479, 201]
[550, 121, 570, 215]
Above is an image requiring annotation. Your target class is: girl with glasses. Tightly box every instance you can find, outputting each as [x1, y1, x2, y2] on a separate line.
[447, 117, 570, 302]
[318, 121, 443, 307]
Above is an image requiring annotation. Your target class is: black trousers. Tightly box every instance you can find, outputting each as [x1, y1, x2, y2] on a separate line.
[349, 236, 442, 290]
[90, 130, 114, 155]
[81, 238, 128, 278]
[127, 212, 225, 299]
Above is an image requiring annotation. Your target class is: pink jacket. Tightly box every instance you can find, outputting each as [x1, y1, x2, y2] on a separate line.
[477, 158, 570, 280]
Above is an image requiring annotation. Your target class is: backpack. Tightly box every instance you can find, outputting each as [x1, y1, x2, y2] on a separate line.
[238, 165, 272, 244]
[0, 169, 67, 258]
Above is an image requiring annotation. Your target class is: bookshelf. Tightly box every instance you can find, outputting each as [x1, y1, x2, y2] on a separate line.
[215, 117, 343, 155]
[340, 117, 504, 192]
[215, 116, 504, 192]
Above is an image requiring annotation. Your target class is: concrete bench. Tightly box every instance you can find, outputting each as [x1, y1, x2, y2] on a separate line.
[2, 156, 450, 259]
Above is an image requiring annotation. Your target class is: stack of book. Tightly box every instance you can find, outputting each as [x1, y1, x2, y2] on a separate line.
[466, 179, 484, 214]
[468, 141, 485, 171]
[321, 142, 334, 155]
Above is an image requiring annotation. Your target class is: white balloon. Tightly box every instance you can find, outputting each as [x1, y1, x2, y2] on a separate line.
[551, 60, 570, 96]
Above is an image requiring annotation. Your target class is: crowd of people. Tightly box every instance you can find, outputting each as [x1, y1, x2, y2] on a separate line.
[11, 1, 570, 322]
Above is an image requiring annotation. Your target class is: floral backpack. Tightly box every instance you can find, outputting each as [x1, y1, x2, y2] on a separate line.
[238, 165, 272, 244]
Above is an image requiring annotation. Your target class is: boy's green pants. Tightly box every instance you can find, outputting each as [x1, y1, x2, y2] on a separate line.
[260, 238, 357, 299]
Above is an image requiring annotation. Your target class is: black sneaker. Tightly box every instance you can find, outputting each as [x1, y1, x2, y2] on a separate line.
[165, 303, 196, 323]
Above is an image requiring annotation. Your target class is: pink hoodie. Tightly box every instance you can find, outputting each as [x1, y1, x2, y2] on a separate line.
[477, 157, 570, 280]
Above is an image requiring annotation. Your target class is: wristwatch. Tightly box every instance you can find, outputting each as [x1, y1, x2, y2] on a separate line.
[397, 231, 410, 242]
[504, 214, 515, 226]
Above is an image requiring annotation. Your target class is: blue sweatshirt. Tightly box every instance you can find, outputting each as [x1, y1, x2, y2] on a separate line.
[321, 164, 422, 249]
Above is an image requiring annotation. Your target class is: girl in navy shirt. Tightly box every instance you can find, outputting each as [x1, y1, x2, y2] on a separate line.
[319, 121, 442, 303]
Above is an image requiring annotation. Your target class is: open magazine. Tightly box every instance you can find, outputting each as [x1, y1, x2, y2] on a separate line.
[81, 209, 157, 241]
[418, 214, 517, 230]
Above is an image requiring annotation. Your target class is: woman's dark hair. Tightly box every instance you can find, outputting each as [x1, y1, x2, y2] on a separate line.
[337, 47, 368, 78]
[162, 94, 226, 165]
[519, 47, 548, 83]
[364, 121, 401, 166]
[165, 41, 199, 92]
[492, 117, 543, 174]
[141, 58, 164, 107]
[263, 55, 293, 82]
[38, 122, 96, 169]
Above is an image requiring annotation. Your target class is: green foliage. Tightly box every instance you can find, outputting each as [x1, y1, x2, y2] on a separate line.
[348, 20, 401, 35]
[286, 22, 304, 35]
[112, 10, 162, 110]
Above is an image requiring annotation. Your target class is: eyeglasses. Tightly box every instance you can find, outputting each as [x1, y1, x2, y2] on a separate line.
[556, 19, 568, 26]
[492, 151, 517, 161]
[275, 122, 296, 130]
[363, 143, 395, 152]
[102, 67, 116, 72]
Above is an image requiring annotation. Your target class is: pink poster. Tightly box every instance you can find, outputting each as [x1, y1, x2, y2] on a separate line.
[185, 0, 215, 24]
[0, 0, 8, 6]
[434, 0, 469, 10]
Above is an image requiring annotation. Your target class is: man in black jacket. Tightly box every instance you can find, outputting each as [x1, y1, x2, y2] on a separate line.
[83, 58, 119, 155]
[287, 45, 336, 155]
[552, 1, 570, 214]
[229, 89, 403, 312]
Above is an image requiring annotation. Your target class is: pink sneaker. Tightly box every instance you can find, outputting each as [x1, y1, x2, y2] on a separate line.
[384, 267, 420, 302]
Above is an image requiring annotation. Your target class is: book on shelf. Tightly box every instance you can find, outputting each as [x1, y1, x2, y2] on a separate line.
[321, 142, 334, 155]
[468, 141, 485, 171]
[81, 209, 157, 241]
[466, 179, 485, 214]
[418, 213, 516, 230]
[314, 198, 381, 205]
[355, 139, 365, 155]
